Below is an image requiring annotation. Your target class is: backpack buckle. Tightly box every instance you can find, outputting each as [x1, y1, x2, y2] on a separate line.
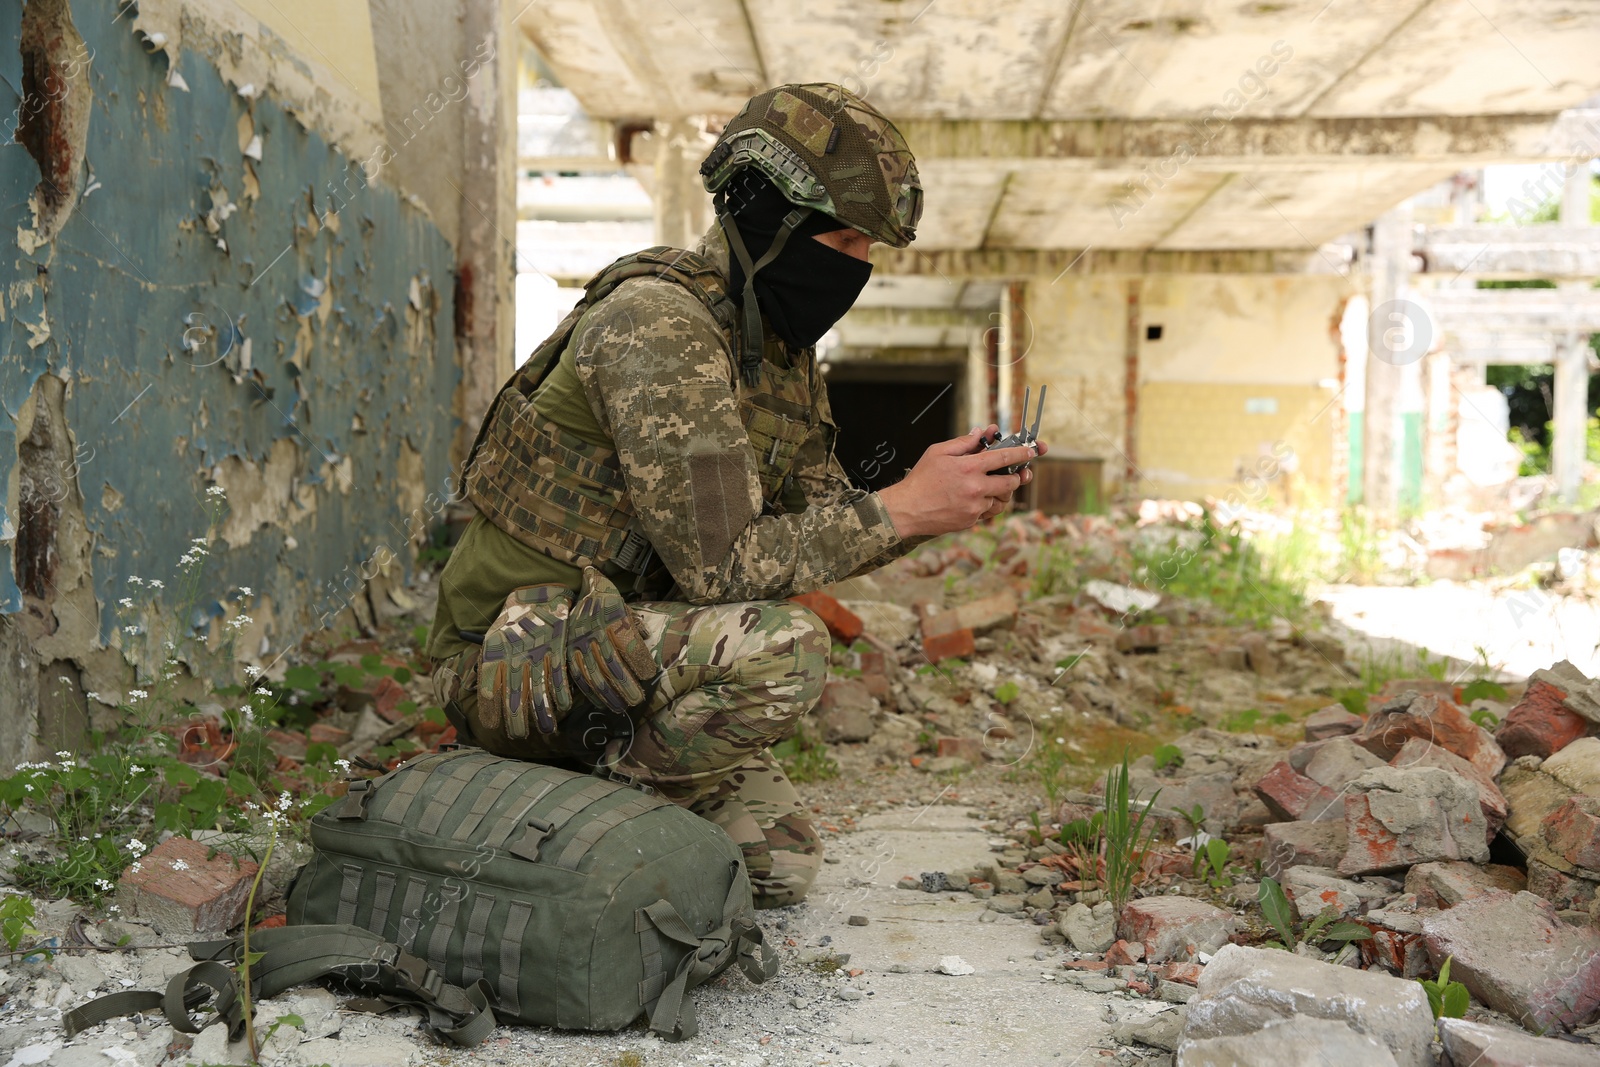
[508, 817, 555, 861]
[593, 764, 657, 797]
[335, 779, 374, 820]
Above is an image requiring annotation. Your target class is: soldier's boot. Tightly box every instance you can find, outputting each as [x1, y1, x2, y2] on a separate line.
[690, 749, 821, 908]
[604, 599, 829, 803]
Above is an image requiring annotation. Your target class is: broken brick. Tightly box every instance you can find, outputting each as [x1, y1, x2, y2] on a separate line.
[922, 627, 976, 662]
[307, 722, 352, 746]
[1158, 961, 1205, 986]
[1120, 897, 1237, 963]
[789, 590, 864, 645]
[1360, 924, 1430, 979]
[1253, 761, 1342, 823]
[117, 837, 260, 938]
[1114, 625, 1165, 654]
[1105, 939, 1145, 966]
[1496, 679, 1589, 760]
[1303, 704, 1364, 741]
[920, 589, 1019, 637]
[1540, 796, 1600, 871]
[1354, 691, 1506, 780]
[1526, 859, 1598, 911]
[936, 736, 985, 764]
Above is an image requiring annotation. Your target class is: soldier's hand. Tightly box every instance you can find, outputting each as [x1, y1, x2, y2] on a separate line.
[478, 584, 575, 739]
[566, 566, 657, 715]
[877, 425, 1047, 538]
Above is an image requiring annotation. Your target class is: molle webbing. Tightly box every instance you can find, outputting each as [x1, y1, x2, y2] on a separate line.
[460, 247, 736, 568]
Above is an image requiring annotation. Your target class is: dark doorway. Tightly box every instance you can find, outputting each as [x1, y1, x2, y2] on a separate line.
[824, 365, 962, 491]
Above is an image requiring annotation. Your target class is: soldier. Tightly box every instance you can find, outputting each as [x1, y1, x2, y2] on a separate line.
[428, 83, 1045, 908]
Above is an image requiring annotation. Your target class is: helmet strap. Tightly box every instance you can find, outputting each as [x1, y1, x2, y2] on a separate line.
[719, 203, 810, 386]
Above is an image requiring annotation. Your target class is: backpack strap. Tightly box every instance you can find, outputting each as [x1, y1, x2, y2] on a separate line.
[636, 864, 779, 1041]
[62, 924, 497, 1048]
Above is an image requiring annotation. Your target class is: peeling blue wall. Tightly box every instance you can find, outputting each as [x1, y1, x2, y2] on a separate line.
[1, 0, 457, 651]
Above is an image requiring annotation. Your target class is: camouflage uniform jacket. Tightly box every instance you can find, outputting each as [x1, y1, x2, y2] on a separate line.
[428, 225, 911, 661]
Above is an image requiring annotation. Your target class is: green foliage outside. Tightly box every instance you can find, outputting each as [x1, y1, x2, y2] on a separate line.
[1257, 876, 1373, 952]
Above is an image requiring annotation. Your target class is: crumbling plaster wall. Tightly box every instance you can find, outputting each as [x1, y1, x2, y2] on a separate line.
[1024, 272, 1353, 504]
[0, 0, 470, 762]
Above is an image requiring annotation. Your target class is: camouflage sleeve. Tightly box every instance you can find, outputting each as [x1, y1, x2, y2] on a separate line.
[789, 357, 930, 575]
[573, 278, 904, 604]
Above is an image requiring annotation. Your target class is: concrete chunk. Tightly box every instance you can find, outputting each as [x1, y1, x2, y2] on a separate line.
[1338, 766, 1488, 875]
[1403, 861, 1526, 909]
[1262, 820, 1347, 877]
[1178, 1016, 1400, 1067]
[1422, 890, 1600, 1032]
[1179, 944, 1434, 1067]
[1439, 1017, 1600, 1067]
[1120, 897, 1237, 963]
[1303, 704, 1364, 741]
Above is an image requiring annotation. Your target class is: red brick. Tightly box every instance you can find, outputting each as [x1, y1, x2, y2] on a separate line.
[921, 590, 1018, 639]
[1541, 796, 1600, 871]
[1120, 897, 1237, 963]
[1158, 961, 1205, 986]
[1114, 625, 1165, 654]
[370, 675, 409, 723]
[1105, 939, 1145, 966]
[1359, 924, 1430, 978]
[1355, 691, 1507, 779]
[308, 722, 352, 745]
[936, 736, 985, 763]
[1061, 958, 1111, 971]
[117, 838, 259, 937]
[1497, 680, 1589, 760]
[922, 627, 975, 662]
[1253, 761, 1342, 823]
[789, 591, 864, 645]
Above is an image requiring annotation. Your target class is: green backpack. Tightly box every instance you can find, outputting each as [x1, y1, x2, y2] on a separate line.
[285, 749, 778, 1039]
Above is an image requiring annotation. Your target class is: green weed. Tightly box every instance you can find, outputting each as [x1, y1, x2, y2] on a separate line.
[1101, 751, 1161, 914]
[1257, 876, 1373, 951]
[773, 722, 839, 784]
[1419, 956, 1471, 1019]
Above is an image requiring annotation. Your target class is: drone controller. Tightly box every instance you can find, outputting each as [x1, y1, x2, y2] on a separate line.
[984, 384, 1046, 475]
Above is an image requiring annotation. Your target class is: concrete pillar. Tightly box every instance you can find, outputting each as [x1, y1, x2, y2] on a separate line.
[1363, 202, 1425, 515]
[966, 328, 990, 432]
[1564, 163, 1593, 225]
[652, 118, 712, 248]
[453, 0, 519, 468]
[1553, 164, 1594, 502]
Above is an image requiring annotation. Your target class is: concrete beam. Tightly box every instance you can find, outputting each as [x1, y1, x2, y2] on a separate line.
[837, 307, 991, 330]
[1427, 289, 1600, 334]
[1418, 226, 1600, 279]
[899, 112, 1600, 167]
[870, 246, 1353, 278]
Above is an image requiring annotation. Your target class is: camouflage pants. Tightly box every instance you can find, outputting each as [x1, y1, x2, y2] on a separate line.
[438, 599, 828, 908]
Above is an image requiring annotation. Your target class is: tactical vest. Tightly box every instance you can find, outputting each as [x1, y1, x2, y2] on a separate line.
[460, 246, 822, 574]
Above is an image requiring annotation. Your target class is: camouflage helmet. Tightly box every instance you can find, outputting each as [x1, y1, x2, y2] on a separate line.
[700, 83, 922, 248]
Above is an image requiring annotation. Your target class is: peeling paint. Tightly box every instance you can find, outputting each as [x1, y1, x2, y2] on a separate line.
[1, 0, 459, 757]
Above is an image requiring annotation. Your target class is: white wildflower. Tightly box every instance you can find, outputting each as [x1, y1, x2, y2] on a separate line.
[128, 576, 144, 585]
[227, 614, 253, 630]
[149, 579, 165, 590]
[124, 624, 140, 635]
[93, 878, 114, 891]
[254, 686, 270, 696]
[206, 485, 226, 497]
[128, 689, 148, 700]
[334, 759, 352, 773]
[107, 904, 120, 913]
[22, 783, 33, 793]
[127, 838, 147, 856]
[129, 765, 145, 775]
[171, 859, 190, 871]
[118, 598, 134, 609]
[244, 665, 262, 677]
[128, 862, 141, 874]
[277, 791, 292, 811]
[85, 691, 100, 701]
[239, 586, 254, 597]
[55, 750, 71, 759]
[179, 554, 196, 566]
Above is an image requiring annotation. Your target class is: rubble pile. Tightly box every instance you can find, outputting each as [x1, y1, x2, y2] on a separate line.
[873, 664, 1600, 1061]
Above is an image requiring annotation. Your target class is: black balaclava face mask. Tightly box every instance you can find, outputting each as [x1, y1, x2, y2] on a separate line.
[721, 177, 874, 351]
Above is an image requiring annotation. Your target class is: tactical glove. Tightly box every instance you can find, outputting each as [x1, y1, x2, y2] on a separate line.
[478, 584, 574, 739]
[567, 566, 657, 715]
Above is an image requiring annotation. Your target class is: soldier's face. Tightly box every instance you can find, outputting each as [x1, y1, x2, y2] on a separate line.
[812, 227, 874, 262]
